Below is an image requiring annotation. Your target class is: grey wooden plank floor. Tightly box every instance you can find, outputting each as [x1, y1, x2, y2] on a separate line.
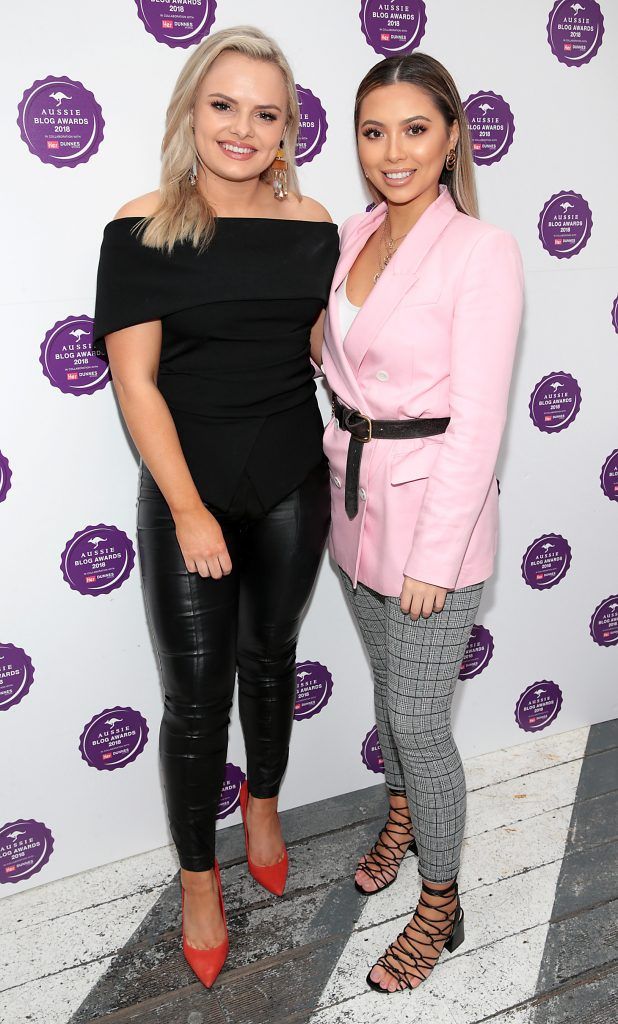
[0, 719, 616, 1024]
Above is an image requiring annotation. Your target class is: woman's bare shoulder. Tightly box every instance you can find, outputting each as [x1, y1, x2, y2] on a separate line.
[113, 190, 161, 220]
[288, 193, 333, 223]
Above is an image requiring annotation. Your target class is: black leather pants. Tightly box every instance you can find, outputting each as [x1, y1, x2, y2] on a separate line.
[136, 458, 330, 871]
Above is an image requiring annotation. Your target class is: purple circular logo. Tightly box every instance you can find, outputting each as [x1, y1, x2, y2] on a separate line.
[459, 625, 494, 679]
[79, 707, 149, 771]
[134, 0, 216, 48]
[611, 296, 618, 334]
[589, 595, 618, 647]
[40, 315, 110, 396]
[515, 681, 563, 733]
[463, 91, 515, 167]
[361, 725, 384, 774]
[0, 451, 12, 503]
[600, 451, 618, 502]
[295, 85, 328, 166]
[359, 0, 427, 56]
[521, 533, 572, 590]
[0, 644, 35, 712]
[60, 524, 135, 597]
[0, 819, 54, 884]
[538, 191, 593, 259]
[294, 661, 334, 721]
[79, 708, 149, 770]
[217, 762, 246, 820]
[547, 0, 604, 66]
[529, 371, 582, 433]
[17, 76, 104, 168]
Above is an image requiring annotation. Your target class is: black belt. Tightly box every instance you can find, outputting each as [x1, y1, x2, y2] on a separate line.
[332, 394, 450, 520]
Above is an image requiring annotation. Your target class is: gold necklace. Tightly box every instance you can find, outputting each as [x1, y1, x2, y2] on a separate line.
[373, 215, 410, 283]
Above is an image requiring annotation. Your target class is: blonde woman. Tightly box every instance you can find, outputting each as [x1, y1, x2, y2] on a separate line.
[93, 26, 338, 988]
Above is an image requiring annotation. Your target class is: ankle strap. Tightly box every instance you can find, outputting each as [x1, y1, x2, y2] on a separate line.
[421, 877, 458, 898]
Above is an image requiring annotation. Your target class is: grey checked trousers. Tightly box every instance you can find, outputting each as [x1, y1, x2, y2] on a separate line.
[339, 568, 484, 882]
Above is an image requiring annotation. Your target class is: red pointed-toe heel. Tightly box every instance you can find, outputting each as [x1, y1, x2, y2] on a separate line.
[239, 779, 289, 896]
[181, 859, 229, 989]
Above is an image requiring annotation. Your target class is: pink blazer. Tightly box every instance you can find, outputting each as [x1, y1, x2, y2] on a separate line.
[321, 185, 524, 597]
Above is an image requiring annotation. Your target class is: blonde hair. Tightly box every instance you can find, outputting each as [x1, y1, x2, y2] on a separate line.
[139, 25, 301, 252]
[354, 53, 479, 218]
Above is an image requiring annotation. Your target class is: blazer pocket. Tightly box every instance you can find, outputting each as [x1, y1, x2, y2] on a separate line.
[390, 438, 443, 484]
[398, 282, 442, 308]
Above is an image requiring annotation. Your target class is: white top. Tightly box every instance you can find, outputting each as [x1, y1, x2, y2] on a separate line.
[335, 273, 361, 342]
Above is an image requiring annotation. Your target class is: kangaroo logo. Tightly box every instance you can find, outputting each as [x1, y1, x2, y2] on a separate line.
[571, 3, 585, 13]
[294, 661, 333, 721]
[49, 91, 72, 107]
[610, 603, 618, 611]
[68, 328, 89, 342]
[478, 103, 494, 114]
[7, 830, 26, 840]
[534, 688, 546, 697]
[104, 717, 123, 726]
[87, 535, 107, 547]
[560, 201, 575, 212]
[542, 543, 555, 551]
[550, 381, 563, 390]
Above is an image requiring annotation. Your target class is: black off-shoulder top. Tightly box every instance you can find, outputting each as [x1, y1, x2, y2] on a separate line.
[93, 216, 339, 512]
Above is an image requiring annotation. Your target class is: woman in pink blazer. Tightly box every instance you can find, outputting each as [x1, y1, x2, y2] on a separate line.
[316, 54, 523, 993]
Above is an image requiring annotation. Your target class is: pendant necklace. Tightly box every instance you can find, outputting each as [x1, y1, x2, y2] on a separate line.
[373, 214, 411, 283]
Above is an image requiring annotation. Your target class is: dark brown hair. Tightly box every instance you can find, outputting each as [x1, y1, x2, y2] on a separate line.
[354, 52, 478, 217]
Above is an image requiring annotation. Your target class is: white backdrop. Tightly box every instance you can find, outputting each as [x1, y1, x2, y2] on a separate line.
[1, 0, 617, 893]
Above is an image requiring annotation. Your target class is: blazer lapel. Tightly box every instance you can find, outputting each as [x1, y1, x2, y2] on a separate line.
[343, 185, 458, 374]
[324, 205, 387, 415]
[331, 204, 387, 293]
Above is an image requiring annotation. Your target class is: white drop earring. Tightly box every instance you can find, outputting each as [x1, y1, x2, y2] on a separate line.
[271, 138, 288, 200]
[188, 114, 197, 186]
[188, 154, 197, 186]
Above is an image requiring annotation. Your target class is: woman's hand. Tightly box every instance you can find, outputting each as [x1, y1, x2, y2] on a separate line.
[309, 308, 326, 370]
[173, 505, 232, 579]
[400, 576, 447, 621]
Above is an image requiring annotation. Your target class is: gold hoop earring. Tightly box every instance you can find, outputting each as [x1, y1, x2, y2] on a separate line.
[272, 139, 288, 200]
[445, 148, 457, 172]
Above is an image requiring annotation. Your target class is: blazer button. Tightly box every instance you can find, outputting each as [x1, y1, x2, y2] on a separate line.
[376, 370, 389, 382]
[359, 487, 367, 501]
[332, 475, 342, 488]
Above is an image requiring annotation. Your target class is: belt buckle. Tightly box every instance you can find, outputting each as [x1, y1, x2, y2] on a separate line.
[345, 410, 372, 443]
[357, 413, 372, 443]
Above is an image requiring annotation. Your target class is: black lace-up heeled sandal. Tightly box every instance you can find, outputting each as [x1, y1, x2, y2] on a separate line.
[366, 877, 464, 992]
[354, 802, 418, 895]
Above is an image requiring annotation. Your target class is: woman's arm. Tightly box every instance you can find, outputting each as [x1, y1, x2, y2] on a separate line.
[403, 228, 524, 593]
[298, 195, 333, 375]
[105, 320, 232, 579]
[309, 308, 326, 372]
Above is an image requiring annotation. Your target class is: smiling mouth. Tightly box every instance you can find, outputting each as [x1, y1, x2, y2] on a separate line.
[218, 140, 257, 158]
[382, 169, 416, 181]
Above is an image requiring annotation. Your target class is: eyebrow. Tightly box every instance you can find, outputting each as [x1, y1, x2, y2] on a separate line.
[360, 115, 432, 128]
[208, 92, 283, 112]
